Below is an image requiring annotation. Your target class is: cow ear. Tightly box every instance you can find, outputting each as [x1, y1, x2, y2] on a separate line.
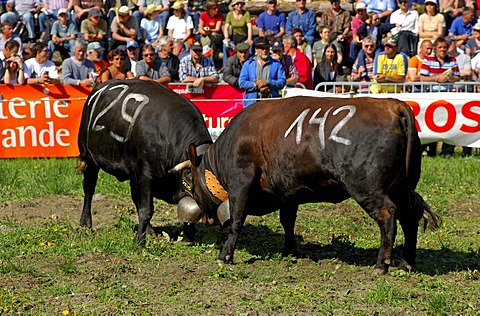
[188, 143, 199, 167]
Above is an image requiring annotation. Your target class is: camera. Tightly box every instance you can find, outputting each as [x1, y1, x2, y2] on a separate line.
[203, 26, 210, 31]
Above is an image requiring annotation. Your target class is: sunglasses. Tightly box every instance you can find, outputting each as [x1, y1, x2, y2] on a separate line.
[364, 44, 374, 48]
[398, 1, 407, 3]
[143, 53, 155, 57]
[114, 57, 125, 61]
[43, 49, 50, 53]
[296, 0, 306, 2]
[268, 1, 276, 4]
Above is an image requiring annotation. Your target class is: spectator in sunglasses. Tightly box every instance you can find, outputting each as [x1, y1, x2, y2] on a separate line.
[136, 44, 171, 84]
[99, 49, 128, 83]
[389, 0, 419, 57]
[24, 42, 60, 85]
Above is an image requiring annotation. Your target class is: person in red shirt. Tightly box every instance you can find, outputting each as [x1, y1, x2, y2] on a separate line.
[197, 0, 223, 60]
[283, 34, 313, 89]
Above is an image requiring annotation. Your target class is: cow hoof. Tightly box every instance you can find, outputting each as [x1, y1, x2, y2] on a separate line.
[373, 266, 388, 275]
[146, 224, 156, 236]
[217, 255, 234, 264]
[398, 260, 414, 272]
[182, 223, 196, 242]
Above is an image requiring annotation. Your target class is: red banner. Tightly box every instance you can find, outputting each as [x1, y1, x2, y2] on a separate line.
[0, 83, 244, 158]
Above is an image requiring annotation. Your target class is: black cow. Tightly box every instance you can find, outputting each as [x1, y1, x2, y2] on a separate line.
[171, 96, 441, 274]
[78, 80, 212, 244]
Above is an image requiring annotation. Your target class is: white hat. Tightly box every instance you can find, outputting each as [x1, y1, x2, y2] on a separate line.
[117, 5, 131, 15]
[425, 0, 437, 5]
[58, 8, 69, 16]
[355, 2, 366, 10]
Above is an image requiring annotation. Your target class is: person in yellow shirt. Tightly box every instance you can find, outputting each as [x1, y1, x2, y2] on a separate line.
[372, 37, 408, 93]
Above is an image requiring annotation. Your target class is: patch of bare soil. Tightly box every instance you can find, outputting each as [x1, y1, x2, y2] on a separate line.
[0, 194, 132, 229]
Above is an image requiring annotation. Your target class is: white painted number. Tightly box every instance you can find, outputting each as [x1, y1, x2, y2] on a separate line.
[284, 105, 356, 149]
[87, 84, 150, 143]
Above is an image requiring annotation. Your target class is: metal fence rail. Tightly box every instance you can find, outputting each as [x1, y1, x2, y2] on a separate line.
[314, 81, 480, 94]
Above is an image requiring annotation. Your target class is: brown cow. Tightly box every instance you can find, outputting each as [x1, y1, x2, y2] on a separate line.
[171, 96, 441, 274]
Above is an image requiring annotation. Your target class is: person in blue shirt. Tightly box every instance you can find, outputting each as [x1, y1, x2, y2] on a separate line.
[448, 7, 476, 50]
[256, 0, 286, 39]
[285, 0, 317, 46]
[239, 37, 286, 108]
[362, 0, 396, 22]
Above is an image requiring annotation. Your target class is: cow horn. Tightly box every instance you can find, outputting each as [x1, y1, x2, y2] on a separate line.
[169, 160, 192, 173]
[217, 200, 230, 225]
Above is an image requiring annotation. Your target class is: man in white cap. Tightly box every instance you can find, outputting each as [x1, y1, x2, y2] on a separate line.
[350, 1, 367, 62]
[125, 40, 140, 78]
[48, 8, 76, 60]
[110, 5, 140, 50]
[38, 0, 73, 38]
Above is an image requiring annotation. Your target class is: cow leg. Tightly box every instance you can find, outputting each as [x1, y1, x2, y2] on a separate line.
[280, 204, 299, 257]
[218, 187, 250, 263]
[133, 176, 154, 246]
[398, 214, 419, 272]
[357, 195, 397, 274]
[397, 194, 423, 271]
[182, 223, 196, 242]
[79, 163, 100, 229]
[130, 181, 155, 236]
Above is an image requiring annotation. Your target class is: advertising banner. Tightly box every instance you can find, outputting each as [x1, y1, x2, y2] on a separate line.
[1, 84, 479, 158]
[285, 89, 480, 148]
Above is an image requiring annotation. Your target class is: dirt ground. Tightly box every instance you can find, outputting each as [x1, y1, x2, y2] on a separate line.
[0, 194, 132, 229]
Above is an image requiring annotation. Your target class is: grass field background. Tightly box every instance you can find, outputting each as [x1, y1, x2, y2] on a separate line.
[0, 155, 479, 315]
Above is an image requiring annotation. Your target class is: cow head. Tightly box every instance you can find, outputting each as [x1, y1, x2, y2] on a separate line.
[170, 144, 230, 226]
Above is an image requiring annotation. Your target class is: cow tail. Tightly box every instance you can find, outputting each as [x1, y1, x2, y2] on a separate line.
[400, 105, 420, 187]
[409, 191, 442, 232]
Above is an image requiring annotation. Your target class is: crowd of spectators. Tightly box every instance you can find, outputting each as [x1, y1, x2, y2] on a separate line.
[0, 0, 477, 156]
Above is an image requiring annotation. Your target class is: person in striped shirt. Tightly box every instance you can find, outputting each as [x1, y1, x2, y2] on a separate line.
[420, 36, 460, 158]
[420, 36, 460, 88]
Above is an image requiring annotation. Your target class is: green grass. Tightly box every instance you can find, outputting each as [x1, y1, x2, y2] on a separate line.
[1, 155, 479, 314]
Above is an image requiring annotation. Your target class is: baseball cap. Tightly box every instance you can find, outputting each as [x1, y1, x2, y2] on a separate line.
[191, 41, 202, 51]
[425, 0, 437, 5]
[126, 40, 139, 49]
[87, 42, 105, 52]
[385, 37, 397, 47]
[58, 8, 69, 16]
[88, 8, 101, 17]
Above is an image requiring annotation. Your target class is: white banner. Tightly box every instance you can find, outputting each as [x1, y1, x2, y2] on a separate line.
[285, 89, 480, 147]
